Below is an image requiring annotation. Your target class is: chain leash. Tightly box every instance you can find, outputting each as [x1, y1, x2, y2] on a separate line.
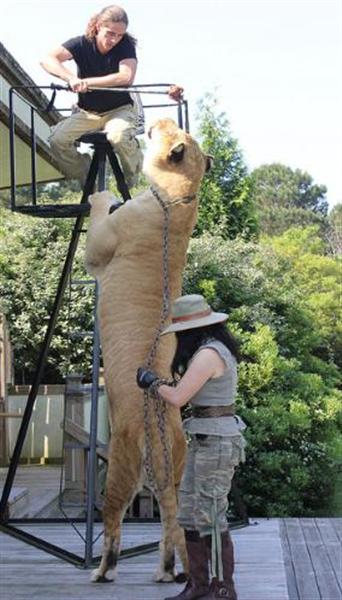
[143, 187, 173, 495]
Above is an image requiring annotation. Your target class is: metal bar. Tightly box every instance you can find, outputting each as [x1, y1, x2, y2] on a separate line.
[177, 102, 184, 130]
[9, 87, 41, 112]
[87, 87, 172, 95]
[84, 148, 106, 567]
[7, 516, 245, 526]
[142, 103, 181, 109]
[106, 145, 131, 202]
[8, 517, 160, 524]
[0, 519, 248, 570]
[0, 522, 160, 567]
[184, 100, 190, 133]
[57, 103, 180, 112]
[30, 107, 37, 205]
[0, 155, 100, 520]
[84, 288, 100, 567]
[9, 89, 16, 211]
[8, 84, 184, 117]
[97, 148, 107, 190]
[10, 83, 173, 90]
[119, 541, 159, 560]
[0, 523, 85, 567]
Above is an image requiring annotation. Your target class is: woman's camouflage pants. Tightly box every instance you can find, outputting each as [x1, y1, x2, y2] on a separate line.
[177, 434, 245, 535]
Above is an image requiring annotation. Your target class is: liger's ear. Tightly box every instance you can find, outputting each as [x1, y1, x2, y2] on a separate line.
[205, 155, 214, 172]
[168, 142, 185, 163]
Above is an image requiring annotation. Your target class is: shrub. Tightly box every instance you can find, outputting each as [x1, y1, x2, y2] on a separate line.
[183, 231, 341, 516]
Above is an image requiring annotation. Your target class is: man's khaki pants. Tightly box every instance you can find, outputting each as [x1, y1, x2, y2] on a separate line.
[49, 103, 143, 187]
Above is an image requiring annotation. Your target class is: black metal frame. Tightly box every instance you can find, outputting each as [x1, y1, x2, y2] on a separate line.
[0, 521, 160, 567]
[8, 83, 189, 218]
[1, 137, 109, 566]
[0, 85, 197, 568]
[1, 86, 248, 568]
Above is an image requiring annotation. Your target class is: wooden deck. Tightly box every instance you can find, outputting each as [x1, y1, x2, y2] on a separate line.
[280, 518, 342, 600]
[0, 519, 287, 600]
[0, 465, 62, 518]
[0, 518, 340, 599]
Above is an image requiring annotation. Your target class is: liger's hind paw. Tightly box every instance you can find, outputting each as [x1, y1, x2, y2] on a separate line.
[153, 569, 175, 583]
[174, 572, 188, 583]
[91, 568, 116, 583]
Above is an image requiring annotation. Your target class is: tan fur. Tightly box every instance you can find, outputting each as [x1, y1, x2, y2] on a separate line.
[85, 119, 210, 583]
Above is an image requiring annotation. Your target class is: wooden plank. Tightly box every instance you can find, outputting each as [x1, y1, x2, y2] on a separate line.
[332, 518, 342, 543]
[8, 384, 65, 395]
[279, 520, 300, 600]
[315, 518, 342, 580]
[0, 465, 61, 518]
[301, 518, 341, 600]
[0, 519, 290, 600]
[0, 412, 23, 418]
[283, 518, 321, 600]
[64, 418, 108, 461]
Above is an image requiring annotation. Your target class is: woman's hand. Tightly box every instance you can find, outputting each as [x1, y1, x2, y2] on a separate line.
[136, 367, 159, 389]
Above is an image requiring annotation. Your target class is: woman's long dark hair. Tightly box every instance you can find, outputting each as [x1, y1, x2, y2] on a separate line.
[171, 322, 241, 378]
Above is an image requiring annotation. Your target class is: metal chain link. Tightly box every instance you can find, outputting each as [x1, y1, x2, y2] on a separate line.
[143, 187, 173, 496]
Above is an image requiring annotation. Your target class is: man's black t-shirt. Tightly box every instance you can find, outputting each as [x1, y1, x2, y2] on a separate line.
[63, 35, 137, 113]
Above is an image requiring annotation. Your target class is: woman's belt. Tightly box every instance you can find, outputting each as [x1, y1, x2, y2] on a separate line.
[192, 404, 235, 418]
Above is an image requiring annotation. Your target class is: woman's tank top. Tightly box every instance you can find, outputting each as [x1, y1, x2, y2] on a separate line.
[183, 339, 246, 436]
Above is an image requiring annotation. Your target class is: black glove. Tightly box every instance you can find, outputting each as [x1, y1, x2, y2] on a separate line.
[136, 367, 159, 389]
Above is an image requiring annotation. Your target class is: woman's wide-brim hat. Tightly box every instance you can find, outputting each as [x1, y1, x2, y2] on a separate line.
[161, 294, 228, 335]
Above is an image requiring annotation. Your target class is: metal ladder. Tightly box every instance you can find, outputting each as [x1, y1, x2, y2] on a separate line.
[0, 133, 131, 566]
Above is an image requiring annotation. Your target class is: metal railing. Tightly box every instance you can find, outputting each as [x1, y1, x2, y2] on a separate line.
[8, 82, 189, 218]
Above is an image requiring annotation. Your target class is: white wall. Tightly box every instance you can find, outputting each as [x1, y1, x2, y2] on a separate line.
[7, 389, 109, 461]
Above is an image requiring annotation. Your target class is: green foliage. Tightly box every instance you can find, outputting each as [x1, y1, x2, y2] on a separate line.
[326, 203, 342, 257]
[265, 226, 342, 368]
[250, 163, 329, 235]
[1, 94, 340, 517]
[183, 230, 341, 516]
[195, 93, 258, 240]
[0, 200, 94, 383]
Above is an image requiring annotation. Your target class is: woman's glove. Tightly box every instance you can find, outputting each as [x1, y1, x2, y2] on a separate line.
[136, 367, 159, 389]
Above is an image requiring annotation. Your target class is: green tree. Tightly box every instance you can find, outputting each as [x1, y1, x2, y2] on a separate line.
[0, 202, 94, 383]
[195, 93, 257, 239]
[250, 163, 328, 235]
[326, 203, 342, 257]
[183, 229, 341, 516]
[265, 226, 342, 367]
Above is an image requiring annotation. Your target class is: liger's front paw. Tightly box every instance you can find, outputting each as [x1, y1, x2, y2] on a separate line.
[88, 191, 115, 207]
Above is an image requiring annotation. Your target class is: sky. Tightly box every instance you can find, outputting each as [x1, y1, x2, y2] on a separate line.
[1, 0, 341, 208]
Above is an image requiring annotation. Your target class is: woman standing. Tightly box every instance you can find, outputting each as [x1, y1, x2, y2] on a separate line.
[137, 294, 246, 600]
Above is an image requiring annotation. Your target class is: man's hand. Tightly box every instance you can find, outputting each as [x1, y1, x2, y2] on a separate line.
[136, 367, 159, 389]
[68, 76, 89, 93]
[168, 85, 184, 102]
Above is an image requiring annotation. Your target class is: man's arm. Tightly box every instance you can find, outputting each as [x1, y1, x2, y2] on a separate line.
[41, 45, 136, 93]
[40, 46, 88, 93]
[40, 46, 75, 84]
[85, 58, 137, 88]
